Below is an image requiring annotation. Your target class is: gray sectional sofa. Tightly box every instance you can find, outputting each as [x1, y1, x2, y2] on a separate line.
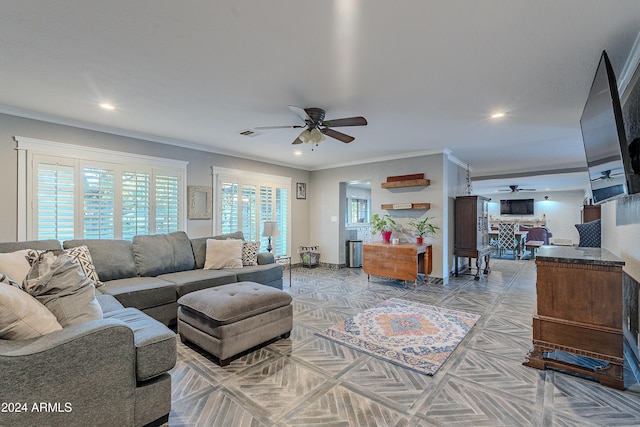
[0, 231, 283, 427]
[62, 230, 283, 325]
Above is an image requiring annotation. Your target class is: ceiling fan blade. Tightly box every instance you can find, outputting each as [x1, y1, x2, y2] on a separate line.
[322, 116, 367, 127]
[322, 128, 355, 143]
[291, 137, 303, 145]
[255, 125, 304, 130]
[288, 105, 310, 122]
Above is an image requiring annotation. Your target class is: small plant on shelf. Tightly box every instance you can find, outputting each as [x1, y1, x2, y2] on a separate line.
[370, 213, 397, 242]
[408, 216, 440, 244]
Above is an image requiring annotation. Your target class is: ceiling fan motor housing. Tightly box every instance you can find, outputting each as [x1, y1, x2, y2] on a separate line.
[304, 108, 325, 128]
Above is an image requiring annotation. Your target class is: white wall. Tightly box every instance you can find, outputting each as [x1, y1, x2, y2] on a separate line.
[0, 113, 311, 253]
[477, 190, 586, 244]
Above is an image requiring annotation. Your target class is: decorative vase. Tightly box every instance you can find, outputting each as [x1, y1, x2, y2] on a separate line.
[381, 231, 392, 242]
[416, 237, 424, 245]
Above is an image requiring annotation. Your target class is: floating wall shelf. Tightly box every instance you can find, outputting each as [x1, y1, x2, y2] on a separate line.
[381, 203, 430, 210]
[380, 179, 430, 189]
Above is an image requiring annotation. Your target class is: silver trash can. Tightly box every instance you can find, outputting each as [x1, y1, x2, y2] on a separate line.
[348, 240, 362, 268]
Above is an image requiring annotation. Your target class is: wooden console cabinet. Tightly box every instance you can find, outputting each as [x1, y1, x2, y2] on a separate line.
[363, 242, 432, 288]
[523, 246, 625, 389]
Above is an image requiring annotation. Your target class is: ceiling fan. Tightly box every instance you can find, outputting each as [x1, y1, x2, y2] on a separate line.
[595, 169, 624, 181]
[255, 106, 367, 146]
[499, 185, 536, 193]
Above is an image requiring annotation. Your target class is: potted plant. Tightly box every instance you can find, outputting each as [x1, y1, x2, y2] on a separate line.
[408, 216, 440, 245]
[370, 213, 397, 242]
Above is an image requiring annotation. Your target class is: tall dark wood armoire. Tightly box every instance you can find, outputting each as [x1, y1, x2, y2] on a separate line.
[454, 195, 491, 280]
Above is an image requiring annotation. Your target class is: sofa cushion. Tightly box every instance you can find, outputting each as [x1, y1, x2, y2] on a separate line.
[204, 239, 243, 269]
[23, 251, 103, 327]
[575, 219, 601, 248]
[132, 231, 195, 277]
[190, 232, 245, 269]
[99, 276, 177, 311]
[95, 292, 125, 313]
[177, 281, 292, 325]
[228, 263, 283, 285]
[0, 239, 62, 253]
[0, 282, 62, 339]
[63, 239, 137, 281]
[103, 307, 177, 381]
[158, 269, 237, 298]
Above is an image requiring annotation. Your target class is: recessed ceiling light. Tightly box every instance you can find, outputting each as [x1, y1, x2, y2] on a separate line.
[490, 112, 505, 119]
[294, 150, 302, 156]
[99, 103, 115, 110]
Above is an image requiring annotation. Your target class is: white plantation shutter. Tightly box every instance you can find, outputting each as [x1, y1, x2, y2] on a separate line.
[241, 184, 257, 241]
[36, 159, 75, 240]
[155, 174, 180, 234]
[122, 171, 150, 239]
[83, 166, 115, 239]
[17, 137, 187, 240]
[220, 180, 239, 234]
[214, 168, 290, 256]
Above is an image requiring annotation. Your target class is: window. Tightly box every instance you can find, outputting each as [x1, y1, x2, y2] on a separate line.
[17, 136, 187, 241]
[213, 168, 290, 256]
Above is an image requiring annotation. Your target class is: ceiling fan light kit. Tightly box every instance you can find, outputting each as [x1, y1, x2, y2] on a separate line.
[256, 106, 367, 148]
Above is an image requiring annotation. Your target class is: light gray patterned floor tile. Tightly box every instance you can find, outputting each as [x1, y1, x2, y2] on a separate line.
[166, 261, 640, 427]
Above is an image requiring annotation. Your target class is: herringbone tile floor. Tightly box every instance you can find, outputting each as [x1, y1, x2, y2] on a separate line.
[165, 259, 640, 426]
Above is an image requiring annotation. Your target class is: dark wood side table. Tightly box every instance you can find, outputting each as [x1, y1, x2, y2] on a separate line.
[523, 246, 625, 389]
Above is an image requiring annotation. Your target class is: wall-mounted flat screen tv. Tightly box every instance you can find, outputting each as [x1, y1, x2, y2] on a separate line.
[500, 199, 534, 215]
[580, 50, 640, 204]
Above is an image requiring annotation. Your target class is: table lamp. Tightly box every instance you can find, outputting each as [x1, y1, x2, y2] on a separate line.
[262, 221, 280, 253]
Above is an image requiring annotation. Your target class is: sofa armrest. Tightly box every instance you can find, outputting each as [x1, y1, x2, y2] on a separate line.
[0, 319, 137, 427]
[257, 252, 275, 265]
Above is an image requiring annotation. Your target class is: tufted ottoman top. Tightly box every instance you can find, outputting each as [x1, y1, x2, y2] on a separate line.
[177, 281, 292, 325]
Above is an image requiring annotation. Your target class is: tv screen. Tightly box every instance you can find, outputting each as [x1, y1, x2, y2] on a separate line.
[500, 199, 534, 215]
[580, 50, 640, 204]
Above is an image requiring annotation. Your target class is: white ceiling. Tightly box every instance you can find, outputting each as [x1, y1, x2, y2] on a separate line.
[2, 1, 640, 193]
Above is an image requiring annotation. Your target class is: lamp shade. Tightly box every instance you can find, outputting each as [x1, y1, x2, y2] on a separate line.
[262, 221, 280, 237]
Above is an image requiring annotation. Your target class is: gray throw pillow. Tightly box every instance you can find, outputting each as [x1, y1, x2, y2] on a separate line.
[23, 250, 103, 327]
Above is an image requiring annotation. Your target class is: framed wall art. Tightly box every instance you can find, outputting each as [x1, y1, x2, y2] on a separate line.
[296, 182, 307, 200]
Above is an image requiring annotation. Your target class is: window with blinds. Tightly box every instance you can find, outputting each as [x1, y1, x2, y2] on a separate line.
[214, 169, 290, 257]
[17, 137, 187, 241]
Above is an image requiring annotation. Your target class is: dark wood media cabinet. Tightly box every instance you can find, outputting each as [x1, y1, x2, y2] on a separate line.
[523, 246, 625, 389]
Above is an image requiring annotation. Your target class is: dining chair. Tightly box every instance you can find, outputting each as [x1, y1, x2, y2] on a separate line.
[498, 222, 518, 259]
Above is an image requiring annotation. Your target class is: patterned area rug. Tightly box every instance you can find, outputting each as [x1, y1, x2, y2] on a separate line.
[317, 298, 480, 375]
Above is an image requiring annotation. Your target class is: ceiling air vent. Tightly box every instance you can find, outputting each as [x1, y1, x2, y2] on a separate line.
[239, 129, 262, 137]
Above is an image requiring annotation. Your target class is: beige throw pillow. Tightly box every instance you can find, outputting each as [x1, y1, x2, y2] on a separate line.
[204, 239, 243, 269]
[0, 250, 33, 286]
[0, 282, 63, 340]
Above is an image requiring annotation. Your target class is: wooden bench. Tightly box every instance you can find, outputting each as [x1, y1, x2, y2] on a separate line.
[524, 241, 544, 259]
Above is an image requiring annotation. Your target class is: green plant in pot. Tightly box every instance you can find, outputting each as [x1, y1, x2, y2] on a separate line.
[409, 216, 440, 245]
[371, 213, 397, 242]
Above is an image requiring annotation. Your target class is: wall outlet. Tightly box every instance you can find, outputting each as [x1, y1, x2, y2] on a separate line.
[330, 216, 338, 222]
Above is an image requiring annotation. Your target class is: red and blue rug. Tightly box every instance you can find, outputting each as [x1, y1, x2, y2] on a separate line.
[317, 298, 480, 375]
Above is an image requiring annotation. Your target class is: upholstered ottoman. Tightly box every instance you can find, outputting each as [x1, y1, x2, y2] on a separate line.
[177, 281, 292, 365]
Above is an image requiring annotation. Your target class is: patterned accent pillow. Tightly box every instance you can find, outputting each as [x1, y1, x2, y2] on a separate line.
[575, 219, 601, 248]
[242, 241, 259, 266]
[64, 246, 104, 287]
